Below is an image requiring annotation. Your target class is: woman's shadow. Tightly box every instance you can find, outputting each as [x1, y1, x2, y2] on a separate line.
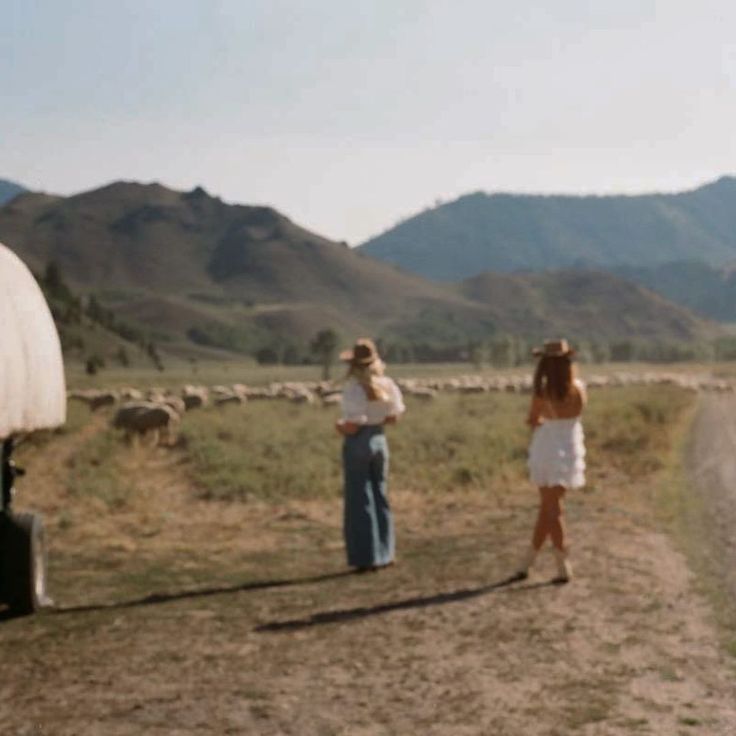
[44, 569, 355, 616]
[254, 573, 557, 633]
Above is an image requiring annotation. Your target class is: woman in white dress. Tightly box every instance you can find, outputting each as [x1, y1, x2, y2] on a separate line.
[516, 339, 586, 583]
[335, 338, 405, 572]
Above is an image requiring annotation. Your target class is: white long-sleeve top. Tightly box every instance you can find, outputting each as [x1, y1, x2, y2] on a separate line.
[341, 376, 405, 426]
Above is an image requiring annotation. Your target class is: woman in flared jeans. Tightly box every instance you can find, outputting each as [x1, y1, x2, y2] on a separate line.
[336, 338, 405, 572]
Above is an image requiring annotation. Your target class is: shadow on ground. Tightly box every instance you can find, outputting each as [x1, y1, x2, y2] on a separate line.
[255, 575, 561, 632]
[49, 569, 355, 615]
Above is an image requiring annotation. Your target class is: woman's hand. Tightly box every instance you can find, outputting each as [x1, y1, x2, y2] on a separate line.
[383, 415, 398, 426]
[335, 419, 360, 436]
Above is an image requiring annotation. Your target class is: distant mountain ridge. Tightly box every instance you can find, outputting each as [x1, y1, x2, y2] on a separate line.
[0, 179, 27, 206]
[359, 177, 736, 281]
[457, 270, 711, 342]
[614, 261, 736, 323]
[0, 179, 719, 361]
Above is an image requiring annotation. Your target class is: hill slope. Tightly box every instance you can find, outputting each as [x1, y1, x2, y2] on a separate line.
[0, 182, 495, 354]
[614, 261, 736, 323]
[457, 270, 714, 343]
[0, 181, 718, 358]
[359, 177, 736, 281]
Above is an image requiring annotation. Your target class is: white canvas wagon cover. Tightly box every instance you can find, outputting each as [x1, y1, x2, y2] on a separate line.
[0, 243, 66, 438]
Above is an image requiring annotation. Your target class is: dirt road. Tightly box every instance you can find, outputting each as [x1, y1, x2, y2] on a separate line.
[686, 394, 736, 605]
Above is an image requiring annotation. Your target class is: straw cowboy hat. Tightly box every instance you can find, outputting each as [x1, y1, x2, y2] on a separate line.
[532, 339, 575, 358]
[339, 338, 380, 366]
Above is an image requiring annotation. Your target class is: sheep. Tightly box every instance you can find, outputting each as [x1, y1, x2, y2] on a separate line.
[406, 387, 437, 401]
[161, 395, 186, 416]
[214, 392, 247, 407]
[182, 388, 208, 410]
[320, 392, 342, 407]
[119, 387, 144, 401]
[87, 391, 118, 411]
[288, 388, 316, 405]
[112, 401, 179, 446]
[458, 384, 486, 394]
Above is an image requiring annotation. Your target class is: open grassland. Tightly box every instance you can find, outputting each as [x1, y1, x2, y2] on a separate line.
[2, 383, 736, 734]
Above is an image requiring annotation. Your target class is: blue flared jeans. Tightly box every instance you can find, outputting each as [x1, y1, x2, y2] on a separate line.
[342, 425, 394, 568]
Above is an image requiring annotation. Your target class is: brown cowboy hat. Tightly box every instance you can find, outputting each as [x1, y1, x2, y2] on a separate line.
[339, 337, 380, 365]
[532, 338, 576, 358]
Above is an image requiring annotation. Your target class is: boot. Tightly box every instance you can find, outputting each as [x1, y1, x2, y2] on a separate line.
[514, 545, 539, 580]
[552, 547, 573, 583]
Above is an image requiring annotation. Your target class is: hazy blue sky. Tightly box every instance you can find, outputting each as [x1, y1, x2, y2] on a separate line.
[3, 0, 736, 242]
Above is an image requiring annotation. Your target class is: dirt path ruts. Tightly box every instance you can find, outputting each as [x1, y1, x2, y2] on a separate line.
[686, 393, 736, 602]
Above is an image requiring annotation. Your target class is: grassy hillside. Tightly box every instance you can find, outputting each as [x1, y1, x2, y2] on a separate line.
[615, 261, 736, 322]
[0, 180, 721, 362]
[0, 182, 498, 354]
[457, 270, 716, 343]
[359, 176, 736, 281]
[36, 263, 163, 370]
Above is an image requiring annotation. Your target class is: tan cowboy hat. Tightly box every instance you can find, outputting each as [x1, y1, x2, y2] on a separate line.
[532, 338, 575, 358]
[339, 337, 380, 365]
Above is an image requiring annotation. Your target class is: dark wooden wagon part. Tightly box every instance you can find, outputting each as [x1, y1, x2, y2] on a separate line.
[0, 242, 66, 615]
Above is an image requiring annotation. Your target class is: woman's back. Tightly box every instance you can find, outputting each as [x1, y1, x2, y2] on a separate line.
[530, 379, 586, 424]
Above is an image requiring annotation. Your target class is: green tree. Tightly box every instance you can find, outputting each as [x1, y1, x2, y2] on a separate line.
[310, 328, 339, 380]
[85, 354, 105, 375]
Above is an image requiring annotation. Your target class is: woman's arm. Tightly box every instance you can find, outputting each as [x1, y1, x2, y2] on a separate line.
[527, 394, 544, 427]
[568, 379, 587, 417]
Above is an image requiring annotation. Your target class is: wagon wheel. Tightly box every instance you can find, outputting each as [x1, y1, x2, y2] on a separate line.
[1, 512, 53, 615]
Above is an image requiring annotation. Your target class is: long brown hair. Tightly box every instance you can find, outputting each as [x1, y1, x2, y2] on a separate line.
[533, 355, 575, 401]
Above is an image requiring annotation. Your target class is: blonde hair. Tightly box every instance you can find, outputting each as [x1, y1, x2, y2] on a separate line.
[347, 360, 389, 401]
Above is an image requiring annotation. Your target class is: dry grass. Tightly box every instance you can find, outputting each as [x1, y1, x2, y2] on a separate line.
[2, 383, 735, 735]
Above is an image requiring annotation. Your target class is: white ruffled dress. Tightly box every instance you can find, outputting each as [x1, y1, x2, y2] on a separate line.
[528, 386, 586, 489]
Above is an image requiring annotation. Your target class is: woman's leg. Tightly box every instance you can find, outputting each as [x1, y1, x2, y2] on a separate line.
[522, 485, 571, 579]
[545, 485, 567, 551]
[518, 487, 552, 576]
[343, 434, 378, 568]
[544, 485, 572, 580]
[531, 486, 553, 549]
[368, 433, 394, 566]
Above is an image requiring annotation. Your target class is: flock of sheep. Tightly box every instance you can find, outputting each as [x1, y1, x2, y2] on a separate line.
[67, 369, 734, 446]
[68, 382, 341, 445]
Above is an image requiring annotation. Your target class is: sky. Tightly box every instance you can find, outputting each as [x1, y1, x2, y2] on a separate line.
[3, 0, 736, 243]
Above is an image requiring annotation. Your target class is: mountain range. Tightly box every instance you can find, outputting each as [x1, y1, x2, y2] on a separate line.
[0, 179, 722, 362]
[359, 177, 736, 282]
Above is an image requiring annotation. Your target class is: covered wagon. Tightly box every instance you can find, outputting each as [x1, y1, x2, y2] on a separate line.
[0, 243, 66, 615]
